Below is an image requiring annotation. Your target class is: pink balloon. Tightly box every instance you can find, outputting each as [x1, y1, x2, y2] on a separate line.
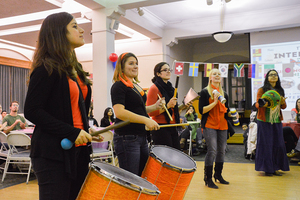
[109, 53, 118, 62]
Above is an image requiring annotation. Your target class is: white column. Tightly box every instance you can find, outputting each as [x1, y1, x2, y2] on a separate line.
[92, 8, 116, 122]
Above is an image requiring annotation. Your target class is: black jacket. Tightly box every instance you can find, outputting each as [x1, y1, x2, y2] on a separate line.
[24, 65, 91, 176]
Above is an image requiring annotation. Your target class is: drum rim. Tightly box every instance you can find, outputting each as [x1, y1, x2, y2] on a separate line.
[90, 162, 160, 196]
[150, 145, 197, 172]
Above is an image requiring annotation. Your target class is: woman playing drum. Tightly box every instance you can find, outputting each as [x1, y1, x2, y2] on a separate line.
[255, 69, 289, 176]
[146, 62, 181, 150]
[111, 52, 163, 176]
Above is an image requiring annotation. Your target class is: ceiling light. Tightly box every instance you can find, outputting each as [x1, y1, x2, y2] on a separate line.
[212, 0, 233, 43]
[207, 0, 213, 5]
[137, 7, 144, 16]
[212, 31, 233, 43]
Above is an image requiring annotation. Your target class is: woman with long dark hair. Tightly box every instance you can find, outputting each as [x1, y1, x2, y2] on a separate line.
[100, 107, 115, 127]
[146, 62, 180, 150]
[24, 12, 92, 200]
[291, 98, 300, 122]
[255, 69, 289, 176]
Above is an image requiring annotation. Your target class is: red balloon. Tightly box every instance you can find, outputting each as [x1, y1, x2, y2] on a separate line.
[109, 53, 118, 62]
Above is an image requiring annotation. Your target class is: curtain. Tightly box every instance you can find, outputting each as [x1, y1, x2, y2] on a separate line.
[0, 64, 29, 113]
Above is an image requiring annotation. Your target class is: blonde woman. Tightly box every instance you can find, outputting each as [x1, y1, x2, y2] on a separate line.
[198, 68, 229, 189]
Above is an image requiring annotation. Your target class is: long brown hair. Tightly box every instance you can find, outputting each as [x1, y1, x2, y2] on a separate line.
[112, 52, 139, 83]
[29, 12, 91, 85]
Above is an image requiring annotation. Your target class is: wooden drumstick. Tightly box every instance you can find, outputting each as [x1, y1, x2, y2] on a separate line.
[145, 123, 190, 131]
[173, 75, 179, 98]
[157, 94, 173, 121]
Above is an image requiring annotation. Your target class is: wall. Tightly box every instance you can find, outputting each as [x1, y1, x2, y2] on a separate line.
[250, 27, 300, 121]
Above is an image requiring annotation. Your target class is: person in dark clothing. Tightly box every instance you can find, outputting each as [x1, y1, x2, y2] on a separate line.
[24, 12, 93, 200]
[111, 52, 163, 176]
[100, 107, 115, 127]
[146, 62, 180, 150]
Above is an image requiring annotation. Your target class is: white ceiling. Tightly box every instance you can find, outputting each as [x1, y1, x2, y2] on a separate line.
[0, 0, 300, 51]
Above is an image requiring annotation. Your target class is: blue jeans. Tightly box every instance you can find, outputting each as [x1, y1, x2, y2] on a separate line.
[113, 134, 149, 176]
[203, 128, 227, 166]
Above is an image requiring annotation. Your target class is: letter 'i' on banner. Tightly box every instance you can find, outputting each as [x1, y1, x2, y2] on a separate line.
[219, 64, 229, 78]
[234, 63, 244, 77]
[189, 63, 199, 77]
[282, 63, 294, 77]
[204, 63, 213, 77]
[174, 62, 184, 75]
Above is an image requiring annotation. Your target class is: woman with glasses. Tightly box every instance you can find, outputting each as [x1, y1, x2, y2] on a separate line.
[146, 62, 180, 149]
[255, 69, 289, 176]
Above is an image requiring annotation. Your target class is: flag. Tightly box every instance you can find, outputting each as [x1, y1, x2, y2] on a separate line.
[174, 62, 184, 75]
[264, 64, 274, 77]
[282, 63, 294, 77]
[248, 64, 252, 78]
[252, 49, 261, 62]
[257, 64, 263, 78]
[188, 63, 199, 77]
[248, 64, 258, 78]
[234, 63, 244, 77]
[204, 63, 213, 77]
[219, 64, 229, 77]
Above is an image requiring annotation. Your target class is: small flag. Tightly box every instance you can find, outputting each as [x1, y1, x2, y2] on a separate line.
[189, 63, 199, 77]
[174, 62, 184, 75]
[250, 64, 257, 78]
[264, 64, 274, 77]
[234, 63, 244, 77]
[290, 59, 300, 67]
[253, 49, 261, 62]
[282, 63, 294, 77]
[204, 63, 213, 77]
[248, 64, 252, 79]
[219, 64, 229, 78]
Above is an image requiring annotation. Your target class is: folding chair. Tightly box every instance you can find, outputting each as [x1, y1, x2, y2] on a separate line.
[90, 131, 115, 165]
[0, 131, 9, 172]
[2, 132, 32, 184]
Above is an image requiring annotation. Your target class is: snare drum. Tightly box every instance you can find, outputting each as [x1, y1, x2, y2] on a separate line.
[141, 146, 197, 200]
[77, 162, 160, 200]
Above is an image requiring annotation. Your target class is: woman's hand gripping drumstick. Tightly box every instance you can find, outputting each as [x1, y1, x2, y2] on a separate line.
[157, 94, 173, 121]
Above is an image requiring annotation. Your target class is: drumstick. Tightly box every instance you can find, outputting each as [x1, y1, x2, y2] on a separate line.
[145, 123, 190, 131]
[61, 120, 130, 150]
[173, 75, 179, 98]
[157, 94, 173, 121]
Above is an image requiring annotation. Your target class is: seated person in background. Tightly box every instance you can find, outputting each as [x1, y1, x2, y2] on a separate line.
[88, 103, 99, 127]
[286, 132, 300, 158]
[184, 105, 199, 142]
[2, 101, 27, 134]
[100, 107, 115, 127]
[291, 98, 300, 122]
[0, 110, 7, 127]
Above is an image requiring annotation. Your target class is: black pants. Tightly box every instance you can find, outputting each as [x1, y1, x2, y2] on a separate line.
[32, 148, 90, 200]
[151, 126, 180, 150]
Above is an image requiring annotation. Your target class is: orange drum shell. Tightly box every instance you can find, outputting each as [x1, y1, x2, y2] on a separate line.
[141, 156, 194, 200]
[77, 168, 159, 200]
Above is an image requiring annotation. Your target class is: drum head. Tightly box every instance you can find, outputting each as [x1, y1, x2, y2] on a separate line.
[151, 145, 196, 171]
[91, 161, 160, 195]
